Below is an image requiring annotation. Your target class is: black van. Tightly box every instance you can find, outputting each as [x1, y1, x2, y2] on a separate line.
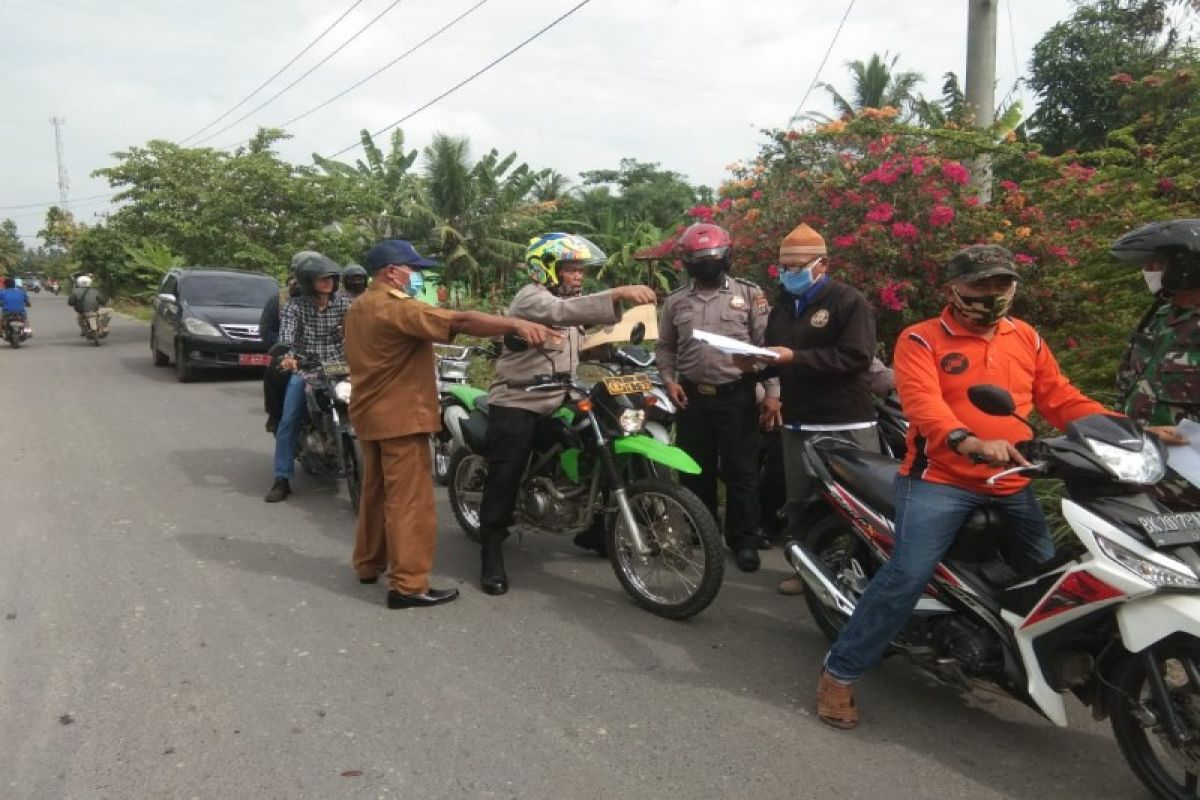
[151, 268, 280, 382]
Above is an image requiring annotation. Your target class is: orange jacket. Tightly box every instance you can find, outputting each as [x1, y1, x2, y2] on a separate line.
[896, 308, 1109, 495]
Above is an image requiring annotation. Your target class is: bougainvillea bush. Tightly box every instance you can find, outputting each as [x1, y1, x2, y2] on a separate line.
[689, 70, 1200, 400]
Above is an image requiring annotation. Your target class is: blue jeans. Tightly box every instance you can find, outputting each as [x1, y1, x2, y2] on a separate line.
[273, 374, 307, 479]
[824, 475, 1055, 683]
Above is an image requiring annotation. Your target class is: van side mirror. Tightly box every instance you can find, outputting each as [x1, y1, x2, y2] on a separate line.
[968, 384, 1016, 416]
[157, 292, 177, 304]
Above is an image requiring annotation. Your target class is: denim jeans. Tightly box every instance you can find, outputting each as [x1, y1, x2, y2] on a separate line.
[824, 474, 1055, 683]
[273, 374, 307, 479]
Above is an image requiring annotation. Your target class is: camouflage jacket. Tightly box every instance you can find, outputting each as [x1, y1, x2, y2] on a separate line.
[1118, 300, 1200, 426]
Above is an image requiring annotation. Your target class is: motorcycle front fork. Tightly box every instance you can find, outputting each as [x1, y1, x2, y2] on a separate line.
[586, 410, 652, 556]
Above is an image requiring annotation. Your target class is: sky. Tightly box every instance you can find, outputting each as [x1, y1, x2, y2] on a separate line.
[0, 0, 1078, 242]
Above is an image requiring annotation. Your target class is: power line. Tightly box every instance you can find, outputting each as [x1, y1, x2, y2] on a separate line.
[326, 0, 594, 159]
[0, 192, 111, 211]
[179, 0, 368, 144]
[787, 0, 857, 125]
[194, 0, 408, 146]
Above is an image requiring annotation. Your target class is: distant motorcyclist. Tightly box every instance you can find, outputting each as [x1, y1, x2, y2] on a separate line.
[67, 275, 109, 337]
[264, 253, 351, 503]
[476, 232, 657, 595]
[340, 264, 369, 301]
[1, 276, 31, 329]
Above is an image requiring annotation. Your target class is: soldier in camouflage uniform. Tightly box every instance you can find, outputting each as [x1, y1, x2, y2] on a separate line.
[1113, 219, 1200, 510]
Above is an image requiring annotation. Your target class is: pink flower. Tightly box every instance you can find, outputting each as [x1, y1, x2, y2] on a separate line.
[865, 203, 895, 223]
[833, 235, 857, 248]
[751, 190, 763, 201]
[1048, 245, 1071, 259]
[1063, 162, 1096, 182]
[766, 264, 780, 279]
[878, 281, 910, 311]
[941, 161, 971, 185]
[1014, 253, 1035, 265]
[929, 205, 955, 227]
[1066, 336, 1080, 349]
[1157, 178, 1178, 193]
[1111, 73, 1134, 86]
[891, 221, 920, 242]
[1066, 218, 1085, 232]
[687, 205, 714, 220]
[717, 197, 733, 211]
[910, 156, 926, 176]
[999, 180, 1019, 193]
[963, 196, 980, 207]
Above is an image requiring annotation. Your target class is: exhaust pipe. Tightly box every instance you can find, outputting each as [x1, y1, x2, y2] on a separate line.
[784, 541, 858, 617]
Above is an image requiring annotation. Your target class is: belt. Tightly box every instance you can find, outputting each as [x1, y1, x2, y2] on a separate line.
[681, 378, 747, 396]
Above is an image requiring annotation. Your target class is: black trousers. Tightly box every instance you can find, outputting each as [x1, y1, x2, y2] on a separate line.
[263, 362, 291, 421]
[675, 380, 762, 548]
[478, 405, 540, 541]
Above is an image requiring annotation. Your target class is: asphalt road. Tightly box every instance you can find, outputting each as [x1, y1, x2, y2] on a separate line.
[0, 296, 1146, 799]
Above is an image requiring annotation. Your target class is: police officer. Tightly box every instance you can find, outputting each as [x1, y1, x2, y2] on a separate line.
[1113, 219, 1200, 509]
[657, 222, 776, 572]
[344, 240, 552, 608]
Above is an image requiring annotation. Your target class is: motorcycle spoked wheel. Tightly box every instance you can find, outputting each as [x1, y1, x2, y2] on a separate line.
[342, 433, 363, 513]
[447, 448, 486, 542]
[1111, 636, 1200, 799]
[802, 514, 878, 644]
[607, 478, 723, 620]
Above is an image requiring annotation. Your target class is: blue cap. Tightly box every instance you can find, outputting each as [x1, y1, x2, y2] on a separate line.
[363, 240, 439, 272]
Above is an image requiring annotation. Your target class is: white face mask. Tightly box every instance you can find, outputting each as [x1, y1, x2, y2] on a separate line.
[1144, 270, 1164, 294]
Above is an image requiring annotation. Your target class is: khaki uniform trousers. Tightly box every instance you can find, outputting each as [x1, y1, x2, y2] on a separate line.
[352, 434, 437, 594]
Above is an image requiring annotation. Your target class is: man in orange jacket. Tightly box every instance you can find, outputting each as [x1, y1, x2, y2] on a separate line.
[815, 244, 1112, 729]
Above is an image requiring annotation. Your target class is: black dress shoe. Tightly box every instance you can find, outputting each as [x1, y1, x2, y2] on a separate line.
[734, 546, 761, 573]
[358, 576, 379, 585]
[386, 587, 460, 609]
[264, 478, 291, 503]
[480, 542, 508, 595]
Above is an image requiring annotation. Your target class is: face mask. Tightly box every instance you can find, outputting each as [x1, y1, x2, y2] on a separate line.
[685, 259, 724, 284]
[779, 266, 817, 295]
[1143, 270, 1164, 294]
[404, 270, 424, 298]
[950, 283, 1016, 326]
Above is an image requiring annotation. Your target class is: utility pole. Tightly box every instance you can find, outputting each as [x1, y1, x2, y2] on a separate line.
[50, 116, 70, 213]
[964, 0, 998, 201]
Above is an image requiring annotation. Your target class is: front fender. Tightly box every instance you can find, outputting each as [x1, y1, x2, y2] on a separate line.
[1118, 593, 1200, 653]
[613, 435, 701, 475]
[445, 385, 487, 409]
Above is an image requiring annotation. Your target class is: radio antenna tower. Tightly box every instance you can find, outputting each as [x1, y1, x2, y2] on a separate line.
[50, 116, 70, 212]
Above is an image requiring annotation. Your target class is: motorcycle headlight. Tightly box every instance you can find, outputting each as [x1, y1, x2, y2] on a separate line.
[1094, 532, 1200, 589]
[1085, 435, 1165, 484]
[618, 409, 646, 435]
[333, 381, 352, 404]
[183, 317, 222, 337]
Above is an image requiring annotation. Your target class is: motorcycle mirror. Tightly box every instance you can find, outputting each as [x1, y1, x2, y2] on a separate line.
[968, 384, 1017, 417]
[503, 333, 529, 353]
[629, 321, 646, 346]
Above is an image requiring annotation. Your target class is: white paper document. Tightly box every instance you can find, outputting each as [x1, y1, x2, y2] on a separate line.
[1167, 419, 1200, 489]
[693, 329, 780, 359]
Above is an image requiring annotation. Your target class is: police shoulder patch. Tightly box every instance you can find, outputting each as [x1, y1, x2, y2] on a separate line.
[386, 289, 410, 301]
[733, 277, 760, 291]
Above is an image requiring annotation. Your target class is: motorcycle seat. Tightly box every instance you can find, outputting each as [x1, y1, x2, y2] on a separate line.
[474, 397, 491, 416]
[823, 447, 901, 519]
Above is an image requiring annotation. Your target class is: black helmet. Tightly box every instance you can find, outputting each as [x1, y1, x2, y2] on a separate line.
[294, 252, 342, 295]
[1111, 219, 1200, 292]
[343, 264, 368, 279]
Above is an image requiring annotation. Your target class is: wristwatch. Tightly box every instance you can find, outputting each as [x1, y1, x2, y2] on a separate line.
[946, 428, 974, 453]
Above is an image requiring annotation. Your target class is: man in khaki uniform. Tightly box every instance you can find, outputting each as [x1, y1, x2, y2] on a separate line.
[657, 222, 777, 572]
[478, 232, 657, 595]
[344, 240, 552, 609]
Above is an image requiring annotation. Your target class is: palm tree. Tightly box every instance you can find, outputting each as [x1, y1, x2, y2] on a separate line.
[819, 52, 923, 119]
[532, 170, 571, 202]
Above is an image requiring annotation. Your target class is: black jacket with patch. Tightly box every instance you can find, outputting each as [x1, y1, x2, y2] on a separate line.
[762, 279, 877, 425]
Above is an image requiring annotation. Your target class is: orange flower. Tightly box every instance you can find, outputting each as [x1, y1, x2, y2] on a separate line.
[1015, 226, 1032, 239]
[819, 119, 848, 134]
[990, 231, 1006, 243]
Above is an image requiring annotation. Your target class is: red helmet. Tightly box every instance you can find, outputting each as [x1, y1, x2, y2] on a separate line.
[678, 223, 732, 264]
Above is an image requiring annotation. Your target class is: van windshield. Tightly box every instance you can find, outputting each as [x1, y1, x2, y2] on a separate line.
[182, 274, 278, 308]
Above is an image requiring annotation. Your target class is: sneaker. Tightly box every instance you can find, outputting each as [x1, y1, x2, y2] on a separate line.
[264, 478, 291, 503]
[778, 576, 805, 595]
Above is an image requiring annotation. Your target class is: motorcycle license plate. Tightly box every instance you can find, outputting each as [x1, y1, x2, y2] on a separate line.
[239, 353, 272, 366]
[1138, 512, 1200, 547]
[602, 374, 652, 395]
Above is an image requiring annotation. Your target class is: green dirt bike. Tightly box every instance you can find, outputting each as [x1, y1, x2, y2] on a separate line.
[447, 325, 724, 620]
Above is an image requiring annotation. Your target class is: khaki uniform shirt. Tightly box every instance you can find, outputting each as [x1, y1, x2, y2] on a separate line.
[344, 281, 456, 441]
[488, 284, 621, 415]
[656, 276, 778, 396]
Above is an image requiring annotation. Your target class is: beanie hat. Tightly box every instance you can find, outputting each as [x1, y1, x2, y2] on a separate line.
[779, 223, 827, 259]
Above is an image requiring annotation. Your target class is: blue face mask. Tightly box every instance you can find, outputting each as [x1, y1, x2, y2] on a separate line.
[404, 270, 424, 298]
[779, 266, 816, 295]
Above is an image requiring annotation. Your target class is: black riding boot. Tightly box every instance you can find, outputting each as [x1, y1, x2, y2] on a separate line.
[480, 529, 509, 595]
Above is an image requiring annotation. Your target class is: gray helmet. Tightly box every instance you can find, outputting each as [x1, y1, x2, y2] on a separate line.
[1112, 219, 1200, 292]
[294, 252, 341, 295]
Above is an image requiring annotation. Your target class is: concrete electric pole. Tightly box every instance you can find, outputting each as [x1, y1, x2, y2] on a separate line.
[50, 116, 70, 213]
[964, 0, 998, 201]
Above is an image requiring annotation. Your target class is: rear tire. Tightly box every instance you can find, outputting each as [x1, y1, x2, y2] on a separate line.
[343, 434, 363, 513]
[607, 478, 723, 620]
[447, 448, 486, 543]
[803, 514, 877, 644]
[1110, 637, 1200, 800]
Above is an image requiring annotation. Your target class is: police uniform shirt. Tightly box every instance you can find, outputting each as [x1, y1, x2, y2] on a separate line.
[344, 281, 456, 441]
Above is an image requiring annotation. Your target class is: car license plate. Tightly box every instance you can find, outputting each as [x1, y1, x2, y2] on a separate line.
[239, 353, 272, 366]
[601, 374, 652, 395]
[1139, 512, 1200, 547]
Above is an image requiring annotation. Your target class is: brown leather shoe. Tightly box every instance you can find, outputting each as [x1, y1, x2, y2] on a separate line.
[816, 669, 858, 729]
